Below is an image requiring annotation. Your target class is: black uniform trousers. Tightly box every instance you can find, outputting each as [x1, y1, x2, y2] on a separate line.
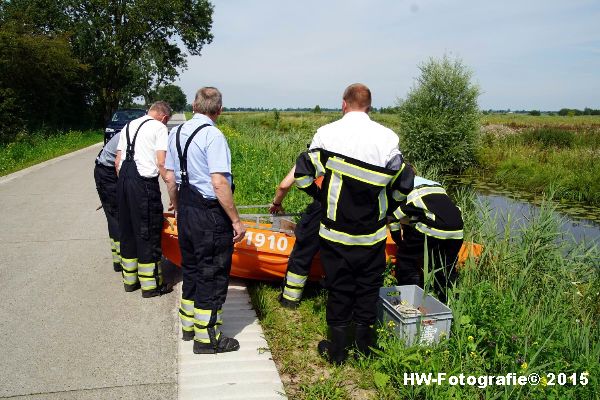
[177, 186, 234, 312]
[117, 159, 163, 290]
[288, 200, 321, 275]
[395, 224, 462, 301]
[94, 163, 120, 245]
[319, 238, 387, 327]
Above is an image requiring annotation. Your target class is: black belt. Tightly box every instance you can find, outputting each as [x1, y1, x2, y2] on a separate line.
[95, 161, 114, 169]
[140, 175, 159, 182]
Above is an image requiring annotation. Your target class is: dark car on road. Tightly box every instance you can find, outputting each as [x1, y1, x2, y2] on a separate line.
[104, 108, 147, 143]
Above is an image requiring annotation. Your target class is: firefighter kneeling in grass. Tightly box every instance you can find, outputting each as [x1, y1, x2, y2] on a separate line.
[389, 175, 464, 304]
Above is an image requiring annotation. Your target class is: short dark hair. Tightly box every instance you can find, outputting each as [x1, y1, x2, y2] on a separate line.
[343, 83, 371, 111]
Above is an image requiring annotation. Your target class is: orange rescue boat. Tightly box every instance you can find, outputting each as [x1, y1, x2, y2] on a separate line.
[161, 212, 482, 282]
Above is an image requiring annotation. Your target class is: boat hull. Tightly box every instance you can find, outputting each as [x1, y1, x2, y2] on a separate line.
[162, 213, 481, 282]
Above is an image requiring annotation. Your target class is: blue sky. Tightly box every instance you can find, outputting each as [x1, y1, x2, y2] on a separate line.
[175, 0, 600, 110]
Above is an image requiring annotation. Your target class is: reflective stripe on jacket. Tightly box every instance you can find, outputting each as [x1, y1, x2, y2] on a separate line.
[294, 148, 414, 245]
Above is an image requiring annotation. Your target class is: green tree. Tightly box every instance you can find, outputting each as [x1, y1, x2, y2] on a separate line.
[0, 24, 88, 142]
[529, 110, 541, 116]
[398, 55, 480, 173]
[313, 104, 321, 114]
[2, 0, 214, 124]
[156, 84, 187, 111]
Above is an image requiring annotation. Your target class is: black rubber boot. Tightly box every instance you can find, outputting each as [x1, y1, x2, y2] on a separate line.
[142, 285, 172, 298]
[278, 293, 300, 310]
[182, 330, 194, 341]
[124, 282, 140, 292]
[354, 324, 374, 357]
[193, 328, 240, 354]
[317, 325, 349, 364]
[113, 262, 123, 272]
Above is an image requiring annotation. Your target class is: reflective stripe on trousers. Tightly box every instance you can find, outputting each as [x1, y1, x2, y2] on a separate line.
[138, 261, 162, 291]
[193, 308, 223, 343]
[179, 298, 194, 331]
[110, 238, 121, 263]
[282, 271, 308, 301]
[121, 257, 138, 286]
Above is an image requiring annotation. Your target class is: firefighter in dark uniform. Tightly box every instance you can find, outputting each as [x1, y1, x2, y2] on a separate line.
[294, 83, 414, 364]
[389, 176, 464, 303]
[115, 101, 172, 298]
[94, 133, 122, 272]
[164, 87, 246, 354]
[269, 166, 321, 309]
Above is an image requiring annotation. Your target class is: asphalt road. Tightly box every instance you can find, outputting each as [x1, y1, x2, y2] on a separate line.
[0, 116, 187, 399]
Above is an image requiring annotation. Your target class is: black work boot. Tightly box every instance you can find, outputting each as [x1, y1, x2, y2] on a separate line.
[278, 293, 300, 310]
[142, 285, 172, 298]
[354, 324, 374, 357]
[113, 262, 123, 272]
[182, 330, 194, 341]
[124, 282, 140, 292]
[317, 325, 349, 365]
[193, 327, 240, 354]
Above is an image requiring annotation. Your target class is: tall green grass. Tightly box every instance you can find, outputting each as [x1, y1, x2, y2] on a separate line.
[222, 112, 598, 399]
[247, 191, 599, 399]
[0, 129, 103, 176]
[475, 126, 600, 205]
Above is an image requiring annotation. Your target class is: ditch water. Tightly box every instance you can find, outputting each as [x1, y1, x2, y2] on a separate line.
[447, 176, 600, 247]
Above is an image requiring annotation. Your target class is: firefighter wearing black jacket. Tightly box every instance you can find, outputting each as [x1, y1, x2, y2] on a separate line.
[389, 176, 464, 303]
[94, 133, 122, 272]
[269, 166, 322, 310]
[294, 83, 415, 364]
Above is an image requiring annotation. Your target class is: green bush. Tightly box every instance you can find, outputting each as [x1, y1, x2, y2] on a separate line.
[522, 127, 575, 148]
[399, 55, 480, 173]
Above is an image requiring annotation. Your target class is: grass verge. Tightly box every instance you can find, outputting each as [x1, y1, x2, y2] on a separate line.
[247, 192, 599, 399]
[216, 111, 598, 398]
[0, 129, 103, 176]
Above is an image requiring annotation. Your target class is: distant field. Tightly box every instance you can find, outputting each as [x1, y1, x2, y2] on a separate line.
[481, 113, 600, 128]
[208, 111, 600, 206]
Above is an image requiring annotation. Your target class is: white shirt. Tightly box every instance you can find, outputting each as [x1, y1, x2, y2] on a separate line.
[117, 116, 168, 178]
[309, 112, 401, 167]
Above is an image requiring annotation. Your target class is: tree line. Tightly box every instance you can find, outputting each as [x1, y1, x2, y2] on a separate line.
[0, 0, 214, 144]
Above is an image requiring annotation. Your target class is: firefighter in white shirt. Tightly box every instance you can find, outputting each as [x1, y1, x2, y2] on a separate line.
[294, 84, 414, 363]
[115, 101, 171, 298]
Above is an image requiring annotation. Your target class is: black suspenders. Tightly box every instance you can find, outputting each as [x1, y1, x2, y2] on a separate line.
[175, 123, 211, 184]
[125, 119, 152, 161]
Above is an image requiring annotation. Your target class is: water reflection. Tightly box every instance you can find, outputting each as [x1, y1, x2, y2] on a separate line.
[447, 176, 600, 246]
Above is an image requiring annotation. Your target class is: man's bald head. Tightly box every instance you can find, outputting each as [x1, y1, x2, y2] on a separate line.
[342, 83, 371, 112]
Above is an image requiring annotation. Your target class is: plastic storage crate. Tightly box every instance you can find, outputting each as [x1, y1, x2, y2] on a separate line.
[377, 285, 453, 346]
